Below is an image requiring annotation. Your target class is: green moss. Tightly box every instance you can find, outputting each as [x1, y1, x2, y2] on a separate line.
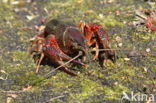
[103, 85, 129, 100]
[0, 0, 156, 102]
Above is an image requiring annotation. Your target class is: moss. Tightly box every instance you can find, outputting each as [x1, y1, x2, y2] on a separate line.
[0, 0, 156, 102]
[103, 85, 129, 100]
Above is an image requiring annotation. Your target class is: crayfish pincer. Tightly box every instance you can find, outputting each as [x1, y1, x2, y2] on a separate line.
[29, 34, 86, 76]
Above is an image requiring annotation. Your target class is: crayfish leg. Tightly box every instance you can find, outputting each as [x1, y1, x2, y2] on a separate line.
[35, 53, 44, 73]
[93, 42, 99, 60]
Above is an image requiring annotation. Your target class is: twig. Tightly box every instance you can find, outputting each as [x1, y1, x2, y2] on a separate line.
[0, 89, 53, 94]
[0, 90, 27, 94]
[92, 48, 156, 57]
[0, 47, 7, 55]
[48, 95, 65, 101]
[92, 48, 130, 51]
[136, 11, 147, 20]
[0, 70, 8, 80]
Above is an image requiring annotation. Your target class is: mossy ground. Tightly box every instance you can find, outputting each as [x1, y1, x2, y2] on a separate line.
[0, 0, 156, 103]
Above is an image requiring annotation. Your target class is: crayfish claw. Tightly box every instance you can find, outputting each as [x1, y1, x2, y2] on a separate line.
[59, 67, 77, 76]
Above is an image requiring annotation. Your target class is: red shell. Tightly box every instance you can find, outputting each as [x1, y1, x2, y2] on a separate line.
[88, 23, 102, 32]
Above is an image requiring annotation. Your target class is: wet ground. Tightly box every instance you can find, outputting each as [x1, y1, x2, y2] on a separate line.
[0, 0, 156, 103]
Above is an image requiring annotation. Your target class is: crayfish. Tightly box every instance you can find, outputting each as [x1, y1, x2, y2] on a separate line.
[29, 19, 116, 76]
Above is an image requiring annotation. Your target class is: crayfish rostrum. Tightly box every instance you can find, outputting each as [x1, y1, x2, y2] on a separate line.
[29, 19, 116, 76]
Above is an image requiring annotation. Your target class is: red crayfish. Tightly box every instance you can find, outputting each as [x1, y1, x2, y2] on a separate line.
[29, 19, 116, 76]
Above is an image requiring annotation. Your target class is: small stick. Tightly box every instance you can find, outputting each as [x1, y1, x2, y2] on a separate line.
[92, 48, 130, 51]
[49, 95, 65, 101]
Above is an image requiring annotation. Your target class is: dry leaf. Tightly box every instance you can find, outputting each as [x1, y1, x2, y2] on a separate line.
[143, 67, 148, 72]
[26, 15, 36, 21]
[146, 48, 151, 53]
[124, 58, 130, 61]
[118, 43, 123, 47]
[0, 70, 6, 73]
[115, 36, 122, 42]
[77, 0, 84, 4]
[99, 14, 104, 18]
[7, 94, 18, 98]
[22, 85, 32, 91]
